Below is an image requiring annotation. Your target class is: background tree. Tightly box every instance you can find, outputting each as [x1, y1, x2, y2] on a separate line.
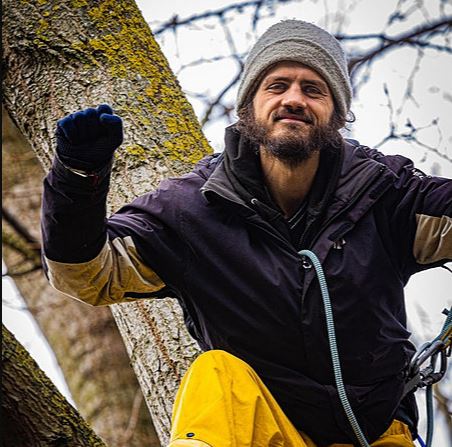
[2, 0, 208, 443]
[3, 0, 451, 445]
[2, 324, 106, 446]
[2, 108, 160, 446]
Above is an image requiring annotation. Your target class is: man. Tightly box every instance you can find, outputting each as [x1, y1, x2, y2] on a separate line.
[41, 20, 451, 446]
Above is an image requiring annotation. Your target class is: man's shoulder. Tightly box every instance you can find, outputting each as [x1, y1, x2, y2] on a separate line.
[190, 152, 224, 180]
[151, 153, 223, 204]
[343, 138, 417, 177]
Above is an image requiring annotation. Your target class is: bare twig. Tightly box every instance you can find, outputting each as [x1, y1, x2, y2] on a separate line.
[198, 15, 245, 126]
[2, 208, 42, 272]
[396, 48, 423, 114]
[177, 53, 247, 75]
[200, 71, 242, 126]
[346, 17, 452, 76]
[2, 206, 41, 251]
[152, 0, 293, 35]
[119, 388, 144, 446]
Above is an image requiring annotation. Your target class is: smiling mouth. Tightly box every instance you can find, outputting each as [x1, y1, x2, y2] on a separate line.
[279, 117, 305, 122]
[276, 117, 312, 125]
[274, 113, 313, 124]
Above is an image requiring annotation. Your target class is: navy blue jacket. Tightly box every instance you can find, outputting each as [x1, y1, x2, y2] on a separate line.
[42, 127, 452, 444]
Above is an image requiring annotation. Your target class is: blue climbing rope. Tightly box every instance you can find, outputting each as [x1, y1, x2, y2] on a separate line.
[416, 434, 427, 447]
[422, 307, 451, 447]
[299, 249, 451, 447]
[299, 249, 371, 447]
[301, 247, 452, 447]
[425, 385, 434, 447]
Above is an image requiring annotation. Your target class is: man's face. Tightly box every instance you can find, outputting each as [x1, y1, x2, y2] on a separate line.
[238, 61, 339, 165]
[253, 61, 335, 139]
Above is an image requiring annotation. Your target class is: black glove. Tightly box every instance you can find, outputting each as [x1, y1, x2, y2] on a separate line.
[56, 104, 123, 171]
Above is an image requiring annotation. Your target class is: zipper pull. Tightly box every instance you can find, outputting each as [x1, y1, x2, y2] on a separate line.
[301, 257, 312, 270]
[333, 238, 346, 250]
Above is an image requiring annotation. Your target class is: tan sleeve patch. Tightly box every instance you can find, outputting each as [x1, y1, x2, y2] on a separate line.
[414, 214, 452, 264]
[45, 236, 166, 306]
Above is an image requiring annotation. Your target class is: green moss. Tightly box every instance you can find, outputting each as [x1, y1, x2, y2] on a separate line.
[32, 18, 51, 48]
[71, 0, 88, 7]
[162, 134, 208, 165]
[37, 18, 49, 32]
[165, 116, 179, 134]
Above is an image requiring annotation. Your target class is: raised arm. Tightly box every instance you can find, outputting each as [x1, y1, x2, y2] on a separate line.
[41, 105, 168, 306]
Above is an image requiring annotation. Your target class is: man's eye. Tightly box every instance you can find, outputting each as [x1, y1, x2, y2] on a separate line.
[268, 83, 286, 90]
[305, 86, 322, 95]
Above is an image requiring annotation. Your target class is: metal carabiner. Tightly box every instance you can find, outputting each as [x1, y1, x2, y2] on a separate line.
[414, 339, 446, 372]
[420, 349, 448, 387]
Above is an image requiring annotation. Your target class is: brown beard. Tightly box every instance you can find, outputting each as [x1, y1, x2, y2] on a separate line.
[237, 104, 343, 167]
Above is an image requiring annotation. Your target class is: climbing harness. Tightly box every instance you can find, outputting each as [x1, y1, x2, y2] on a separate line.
[404, 308, 451, 395]
[299, 249, 452, 447]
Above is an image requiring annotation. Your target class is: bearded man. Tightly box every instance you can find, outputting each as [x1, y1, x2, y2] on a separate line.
[41, 20, 451, 447]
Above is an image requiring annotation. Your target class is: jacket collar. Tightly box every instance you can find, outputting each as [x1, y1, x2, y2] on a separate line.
[201, 126, 394, 231]
[201, 125, 257, 214]
[202, 125, 344, 213]
[201, 125, 395, 253]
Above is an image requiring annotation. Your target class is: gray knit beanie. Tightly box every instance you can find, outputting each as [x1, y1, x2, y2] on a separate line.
[236, 20, 352, 118]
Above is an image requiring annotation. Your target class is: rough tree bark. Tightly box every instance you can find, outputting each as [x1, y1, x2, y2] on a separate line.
[2, 324, 106, 447]
[2, 109, 160, 447]
[2, 0, 210, 443]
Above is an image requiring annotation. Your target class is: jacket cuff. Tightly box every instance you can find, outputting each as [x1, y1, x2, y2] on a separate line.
[52, 153, 113, 189]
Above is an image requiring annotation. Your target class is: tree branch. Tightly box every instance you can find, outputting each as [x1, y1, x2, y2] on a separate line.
[1, 207, 42, 274]
[3, 265, 43, 278]
[2, 206, 41, 251]
[200, 70, 242, 127]
[152, 0, 292, 35]
[346, 16, 452, 76]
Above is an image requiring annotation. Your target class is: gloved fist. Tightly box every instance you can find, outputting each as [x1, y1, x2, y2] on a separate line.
[56, 104, 123, 171]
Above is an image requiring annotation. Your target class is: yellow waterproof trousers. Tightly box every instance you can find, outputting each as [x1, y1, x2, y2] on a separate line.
[169, 350, 414, 447]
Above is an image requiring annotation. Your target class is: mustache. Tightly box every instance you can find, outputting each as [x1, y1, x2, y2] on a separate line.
[273, 108, 314, 124]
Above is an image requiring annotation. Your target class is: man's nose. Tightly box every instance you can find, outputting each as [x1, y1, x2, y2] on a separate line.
[280, 86, 307, 109]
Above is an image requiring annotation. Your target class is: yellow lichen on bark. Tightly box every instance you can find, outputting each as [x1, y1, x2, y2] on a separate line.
[19, 0, 211, 166]
[83, 0, 212, 164]
[124, 144, 148, 161]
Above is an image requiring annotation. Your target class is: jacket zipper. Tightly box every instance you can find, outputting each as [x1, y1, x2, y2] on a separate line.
[205, 165, 391, 278]
[306, 165, 389, 251]
[246, 213, 300, 260]
[296, 166, 390, 309]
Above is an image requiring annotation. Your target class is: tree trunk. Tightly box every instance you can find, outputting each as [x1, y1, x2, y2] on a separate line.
[3, 0, 209, 443]
[2, 108, 160, 446]
[2, 324, 107, 447]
